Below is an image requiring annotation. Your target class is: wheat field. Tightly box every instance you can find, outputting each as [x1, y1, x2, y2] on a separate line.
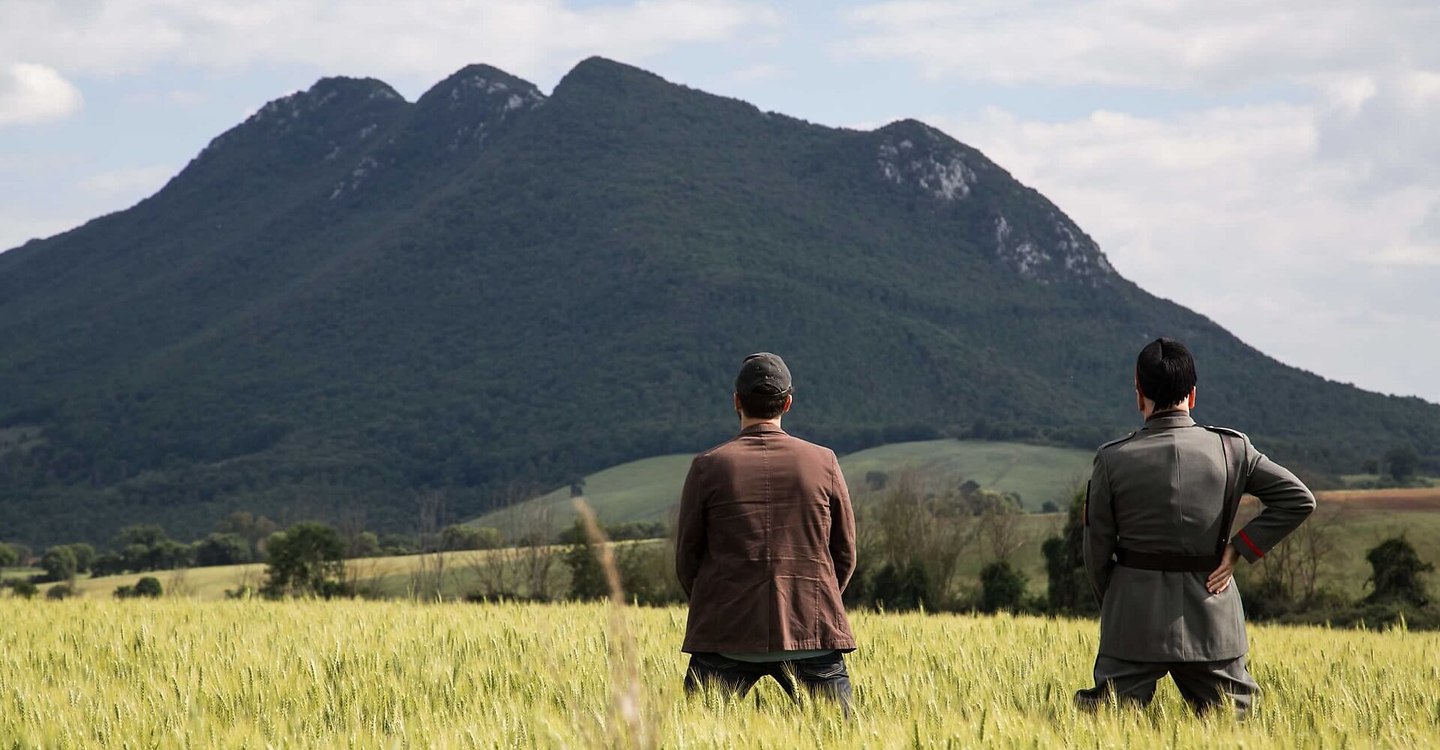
[1, 599, 1437, 748]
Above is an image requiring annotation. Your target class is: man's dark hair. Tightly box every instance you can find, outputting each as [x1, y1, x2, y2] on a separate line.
[738, 391, 789, 419]
[1136, 338, 1196, 408]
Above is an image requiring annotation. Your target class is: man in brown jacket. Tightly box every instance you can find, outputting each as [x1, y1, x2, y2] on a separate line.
[675, 352, 857, 709]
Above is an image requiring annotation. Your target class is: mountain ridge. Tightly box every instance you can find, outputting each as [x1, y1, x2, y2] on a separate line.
[1, 57, 1435, 547]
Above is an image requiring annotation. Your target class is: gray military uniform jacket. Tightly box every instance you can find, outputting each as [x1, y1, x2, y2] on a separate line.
[1084, 411, 1315, 662]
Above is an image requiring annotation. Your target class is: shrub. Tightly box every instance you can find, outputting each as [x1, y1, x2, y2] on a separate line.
[979, 561, 1027, 613]
[4, 579, 38, 599]
[1364, 537, 1433, 607]
[46, 583, 76, 600]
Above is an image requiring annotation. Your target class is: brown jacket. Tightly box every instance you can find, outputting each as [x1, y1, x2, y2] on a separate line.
[675, 423, 857, 653]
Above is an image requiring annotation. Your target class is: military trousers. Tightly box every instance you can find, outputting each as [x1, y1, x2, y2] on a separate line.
[1074, 654, 1258, 719]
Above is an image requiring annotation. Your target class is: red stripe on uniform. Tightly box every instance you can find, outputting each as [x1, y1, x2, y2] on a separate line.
[1238, 530, 1264, 558]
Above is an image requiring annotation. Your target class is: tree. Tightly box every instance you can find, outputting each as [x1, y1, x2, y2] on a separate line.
[215, 512, 279, 559]
[1384, 445, 1420, 483]
[564, 524, 609, 601]
[1042, 488, 1097, 615]
[40, 546, 78, 583]
[1364, 536, 1433, 607]
[67, 543, 96, 573]
[114, 524, 168, 549]
[979, 561, 1028, 613]
[866, 474, 976, 609]
[869, 562, 931, 611]
[440, 524, 503, 551]
[0, 543, 19, 568]
[262, 522, 349, 598]
[193, 533, 253, 567]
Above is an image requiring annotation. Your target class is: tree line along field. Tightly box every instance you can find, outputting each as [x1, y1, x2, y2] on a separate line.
[31, 486, 1440, 607]
[2, 599, 1437, 748]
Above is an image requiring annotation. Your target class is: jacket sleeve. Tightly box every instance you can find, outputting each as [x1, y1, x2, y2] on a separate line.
[674, 455, 707, 597]
[828, 451, 858, 592]
[1230, 440, 1316, 563]
[1082, 450, 1117, 604]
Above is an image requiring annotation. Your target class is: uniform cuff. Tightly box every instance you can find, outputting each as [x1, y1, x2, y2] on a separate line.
[1232, 531, 1264, 563]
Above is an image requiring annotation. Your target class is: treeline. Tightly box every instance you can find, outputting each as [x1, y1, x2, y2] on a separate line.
[6, 485, 1434, 632]
[0, 510, 525, 589]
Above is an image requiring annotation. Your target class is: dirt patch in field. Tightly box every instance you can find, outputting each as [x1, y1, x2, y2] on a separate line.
[1314, 487, 1440, 512]
[1234, 487, 1440, 513]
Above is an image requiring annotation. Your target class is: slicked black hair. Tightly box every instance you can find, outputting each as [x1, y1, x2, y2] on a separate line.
[1136, 337, 1196, 408]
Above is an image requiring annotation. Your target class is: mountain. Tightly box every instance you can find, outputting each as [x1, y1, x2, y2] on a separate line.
[2, 57, 1436, 546]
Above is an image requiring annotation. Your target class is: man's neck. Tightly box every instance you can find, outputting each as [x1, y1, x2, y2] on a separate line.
[1144, 404, 1190, 420]
[739, 416, 783, 431]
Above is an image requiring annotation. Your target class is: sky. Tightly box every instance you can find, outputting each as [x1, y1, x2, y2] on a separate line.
[2, 0, 1438, 404]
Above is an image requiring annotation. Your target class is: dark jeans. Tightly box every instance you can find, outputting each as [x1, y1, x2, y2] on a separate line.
[684, 651, 853, 713]
[1074, 654, 1258, 719]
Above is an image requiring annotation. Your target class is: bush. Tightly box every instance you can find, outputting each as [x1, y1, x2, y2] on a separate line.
[46, 583, 76, 600]
[979, 561, 1027, 613]
[4, 579, 38, 599]
[869, 562, 932, 611]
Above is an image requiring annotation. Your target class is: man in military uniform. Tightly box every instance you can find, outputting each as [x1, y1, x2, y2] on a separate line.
[1075, 337, 1315, 718]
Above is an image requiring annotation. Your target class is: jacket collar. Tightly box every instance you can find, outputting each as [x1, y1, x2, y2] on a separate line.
[739, 422, 786, 436]
[1143, 410, 1197, 431]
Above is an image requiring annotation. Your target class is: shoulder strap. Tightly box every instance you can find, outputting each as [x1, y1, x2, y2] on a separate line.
[1098, 431, 1137, 451]
[1215, 432, 1246, 556]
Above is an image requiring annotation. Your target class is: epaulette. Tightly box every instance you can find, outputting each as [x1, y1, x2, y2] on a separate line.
[1097, 431, 1137, 451]
[1200, 424, 1248, 441]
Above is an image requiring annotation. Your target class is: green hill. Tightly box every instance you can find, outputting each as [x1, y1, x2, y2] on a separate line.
[471, 439, 1095, 536]
[2, 57, 1438, 547]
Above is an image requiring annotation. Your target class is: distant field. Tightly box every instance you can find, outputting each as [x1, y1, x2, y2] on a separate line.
[470, 439, 1093, 536]
[37, 549, 532, 602]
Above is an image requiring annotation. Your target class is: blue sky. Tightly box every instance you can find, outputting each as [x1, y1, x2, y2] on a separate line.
[2, 0, 1438, 404]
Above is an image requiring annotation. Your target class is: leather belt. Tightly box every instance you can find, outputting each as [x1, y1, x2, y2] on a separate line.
[1114, 548, 1221, 573]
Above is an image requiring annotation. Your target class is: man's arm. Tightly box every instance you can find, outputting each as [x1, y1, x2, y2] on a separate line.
[1082, 451, 1117, 604]
[1229, 441, 1316, 563]
[828, 452, 857, 592]
[674, 456, 708, 597]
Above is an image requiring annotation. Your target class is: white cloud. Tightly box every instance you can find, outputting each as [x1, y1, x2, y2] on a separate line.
[0, 62, 82, 125]
[843, 0, 1440, 90]
[0, 0, 779, 89]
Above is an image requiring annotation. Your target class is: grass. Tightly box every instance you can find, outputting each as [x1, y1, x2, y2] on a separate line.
[0, 599, 1436, 748]
[470, 439, 1093, 536]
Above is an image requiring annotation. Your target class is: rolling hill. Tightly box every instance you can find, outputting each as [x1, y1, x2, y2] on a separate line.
[472, 439, 1093, 536]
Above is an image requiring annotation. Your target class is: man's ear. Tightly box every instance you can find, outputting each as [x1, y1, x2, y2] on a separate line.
[734, 393, 744, 415]
[782, 394, 793, 414]
[1187, 387, 1197, 409]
